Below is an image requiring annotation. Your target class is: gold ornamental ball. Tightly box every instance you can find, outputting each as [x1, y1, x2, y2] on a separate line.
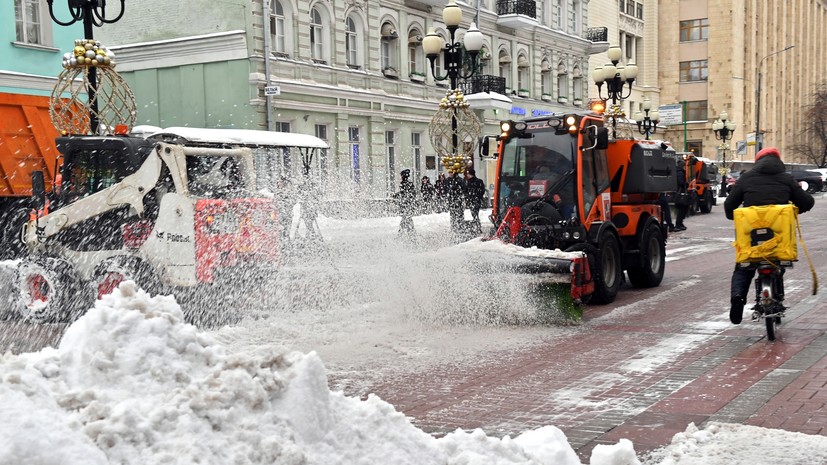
[453, 162, 461, 170]
[74, 46, 85, 56]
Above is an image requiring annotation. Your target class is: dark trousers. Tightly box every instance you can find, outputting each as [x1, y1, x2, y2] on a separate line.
[731, 263, 787, 302]
[675, 204, 688, 227]
[658, 195, 673, 227]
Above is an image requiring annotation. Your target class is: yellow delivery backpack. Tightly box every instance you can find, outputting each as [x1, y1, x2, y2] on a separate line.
[732, 204, 798, 263]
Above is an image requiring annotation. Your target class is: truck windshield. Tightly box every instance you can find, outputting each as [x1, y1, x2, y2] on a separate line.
[62, 149, 133, 201]
[497, 130, 577, 219]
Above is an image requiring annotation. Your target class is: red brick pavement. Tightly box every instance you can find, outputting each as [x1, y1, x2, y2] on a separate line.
[351, 282, 827, 463]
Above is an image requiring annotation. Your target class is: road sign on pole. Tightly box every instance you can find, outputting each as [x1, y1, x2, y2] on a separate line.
[657, 104, 683, 126]
[264, 85, 281, 96]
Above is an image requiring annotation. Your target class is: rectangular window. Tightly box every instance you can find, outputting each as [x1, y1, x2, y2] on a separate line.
[315, 124, 328, 178]
[625, 35, 634, 59]
[14, 0, 43, 45]
[636, 2, 643, 19]
[412, 132, 422, 176]
[679, 18, 709, 42]
[619, 0, 625, 13]
[350, 126, 361, 183]
[276, 122, 292, 175]
[687, 141, 703, 158]
[685, 101, 708, 122]
[386, 130, 396, 192]
[679, 60, 709, 82]
[409, 44, 418, 73]
[626, 1, 634, 15]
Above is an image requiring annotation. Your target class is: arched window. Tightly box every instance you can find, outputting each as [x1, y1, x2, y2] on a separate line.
[517, 54, 529, 94]
[270, 0, 292, 57]
[345, 14, 364, 69]
[408, 29, 424, 77]
[381, 21, 400, 78]
[557, 61, 569, 100]
[309, 6, 328, 64]
[498, 49, 512, 91]
[572, 66, 583, 102]
[540, 59, 552, 97]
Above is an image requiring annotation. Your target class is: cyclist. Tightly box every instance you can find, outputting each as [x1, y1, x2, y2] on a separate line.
[724, 147, 814, 324]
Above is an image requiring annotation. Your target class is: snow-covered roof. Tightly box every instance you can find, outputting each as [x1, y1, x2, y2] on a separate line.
[150, 127, 329, 149]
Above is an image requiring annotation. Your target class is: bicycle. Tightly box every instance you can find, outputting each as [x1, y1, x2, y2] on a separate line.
[751, 260, 793, 341]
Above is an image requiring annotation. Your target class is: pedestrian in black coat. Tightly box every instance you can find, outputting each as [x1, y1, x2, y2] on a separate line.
[464, 168, 486, 233]
[723, 147, 815, 324]
[445, 172, 466, 233]
[434, 173, 447, 212]
[420, 176, 436, 213]
[393, 169, 417, 237]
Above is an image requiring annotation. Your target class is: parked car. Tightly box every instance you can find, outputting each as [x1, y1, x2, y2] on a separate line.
[725, 170, 744, 194]
[808, 168, 827, 192]
[790, 170, 824, 194]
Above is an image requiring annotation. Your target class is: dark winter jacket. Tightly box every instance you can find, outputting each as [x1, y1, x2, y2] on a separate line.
[465, 176, 486, 209]
[394, 178, 417, 217]
[723, 155, 815, 220]
[676, 162, 687, 192]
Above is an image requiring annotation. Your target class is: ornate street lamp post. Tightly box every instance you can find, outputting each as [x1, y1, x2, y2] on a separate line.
[422, 0, 483, 175]
[713, 111, 736, 197]
[633, 97, 659, 140]
[47, 0, 126, 134]
[592, 45, 637, 138]
[755, 45, 794, 152]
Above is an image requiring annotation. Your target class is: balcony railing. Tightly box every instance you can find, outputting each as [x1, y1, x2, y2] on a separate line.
[496, 0, 537, 18]
[586, 27, 608, 43]
[460, 75, 507, 95]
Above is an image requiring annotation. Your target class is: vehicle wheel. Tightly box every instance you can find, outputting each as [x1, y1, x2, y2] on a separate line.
[627, 222, 665, 288]
[15, 256, 85, 323]
[699, 190, 713, 214]
[765, 309, 777, 341]
[590, 233, 622, 304]
[0, 201, 29, 260]
[805, 182, 818, 194]
[91, 256, 159, 301]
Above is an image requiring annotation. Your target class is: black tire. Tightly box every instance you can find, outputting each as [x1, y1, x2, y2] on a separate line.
[765, 309, 777, 341]
[90, 256, 159, 302]
[14, 256, 86, 323]
[627, 222, 666, 288]
[699, 189, 713, 214]
[0, 201, 29, 260]
[590, 233, 622, 304]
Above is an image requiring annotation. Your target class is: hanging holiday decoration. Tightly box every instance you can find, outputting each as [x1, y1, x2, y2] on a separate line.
[428, 88, 481, 175]
[50, 39, 136, 135]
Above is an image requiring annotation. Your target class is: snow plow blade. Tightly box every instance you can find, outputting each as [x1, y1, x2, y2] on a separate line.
[458, 239, 594, 305]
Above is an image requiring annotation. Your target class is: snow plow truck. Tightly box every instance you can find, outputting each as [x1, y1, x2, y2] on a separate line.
[15, 127, 328, 324]
[483, 109, 677, 305]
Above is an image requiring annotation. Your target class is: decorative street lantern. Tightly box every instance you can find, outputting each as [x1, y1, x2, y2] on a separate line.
[422, 0, 483, 174]
[713, 111, 736, 197]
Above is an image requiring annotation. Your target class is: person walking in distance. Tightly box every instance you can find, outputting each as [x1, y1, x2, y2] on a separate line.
[464, 168, 486, 234]
[393, 169, 417, 237]
[445, 171, 466, 234]
[673, 158, 689, 231]
[724, 147, 814, 324]
[434, 173, 447, 213]
[420, 175, 436, 214]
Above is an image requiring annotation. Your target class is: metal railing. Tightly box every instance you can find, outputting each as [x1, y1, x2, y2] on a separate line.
[496, 0, 537, 18]
[586, 27, 608, 42]
[460, 75, 507, 95]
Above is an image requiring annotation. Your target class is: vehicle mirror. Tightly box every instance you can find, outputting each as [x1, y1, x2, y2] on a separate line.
[479, 136, 489, 158]
[31, 170, 46, 211]
[596, 127, 610, 149]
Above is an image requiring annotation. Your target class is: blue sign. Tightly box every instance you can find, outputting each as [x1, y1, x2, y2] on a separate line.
[510, 106, 526, 115]
[352, 144, 360, 183]
[532, 109, 552, 117]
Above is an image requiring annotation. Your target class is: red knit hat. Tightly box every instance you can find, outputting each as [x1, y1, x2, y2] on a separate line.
[755, 147, 781, 162]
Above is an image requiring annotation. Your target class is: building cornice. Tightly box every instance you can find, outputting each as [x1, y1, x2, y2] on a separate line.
[109, 30, 249, 72]
[0, 71, 59, 92]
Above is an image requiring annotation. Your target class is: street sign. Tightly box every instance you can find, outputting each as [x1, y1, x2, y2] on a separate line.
[658, 104, 683, 126]
[746, 132, 756, 146]
[264, 85, 281, 96]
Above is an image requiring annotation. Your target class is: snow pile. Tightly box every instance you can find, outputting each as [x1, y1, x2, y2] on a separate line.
[0, 281, 637, 465]
[644, 422, 827, 465]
